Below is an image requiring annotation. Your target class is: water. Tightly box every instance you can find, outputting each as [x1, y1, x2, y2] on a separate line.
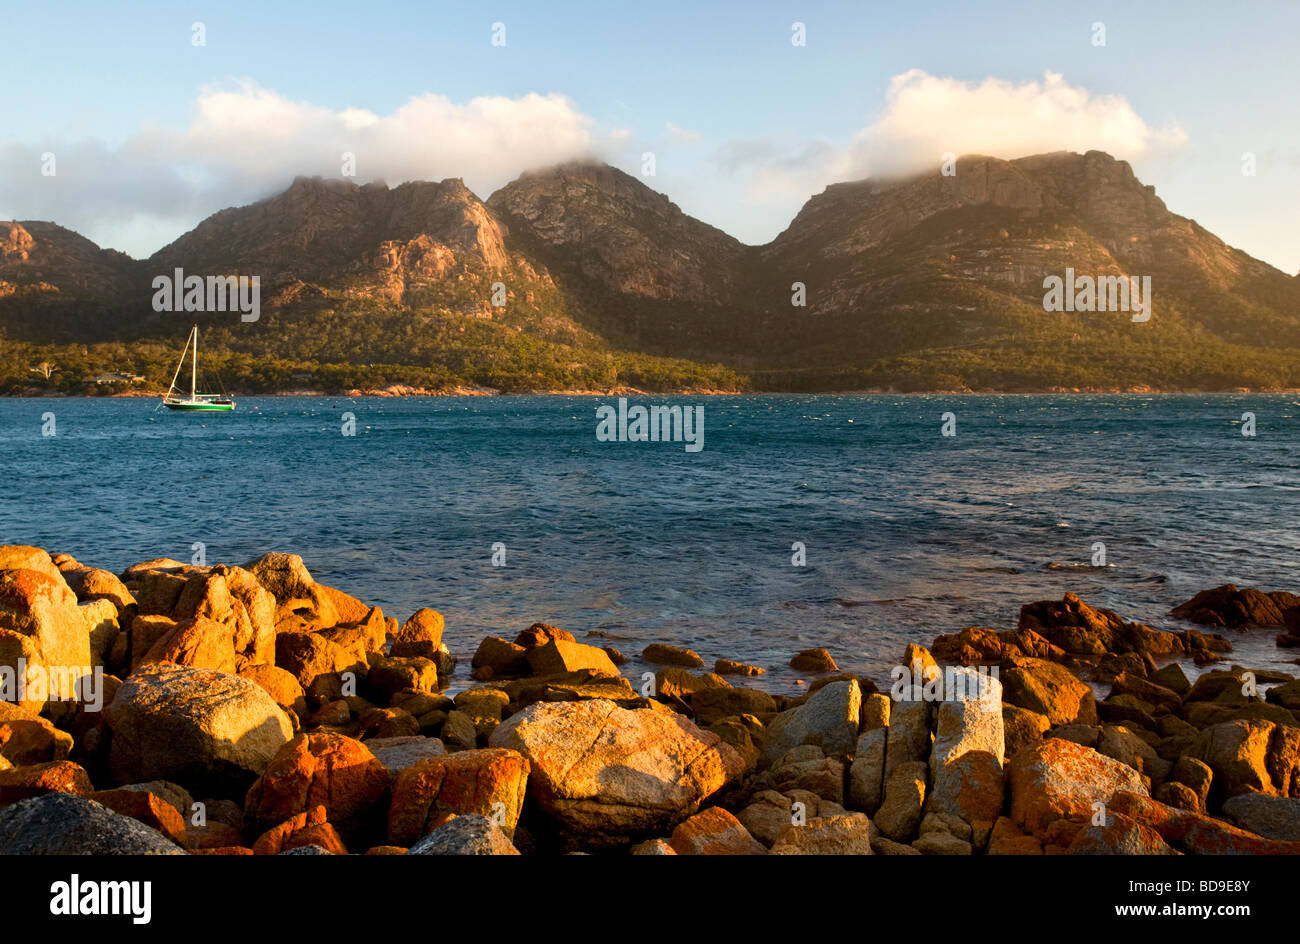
[3, 394, 1298, 692]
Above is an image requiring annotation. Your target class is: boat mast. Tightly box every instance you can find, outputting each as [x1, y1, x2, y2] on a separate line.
[165, 325, 193, 401]
[191, 326, 197, 400]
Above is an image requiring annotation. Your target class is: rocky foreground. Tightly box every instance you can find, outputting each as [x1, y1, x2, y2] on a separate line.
[1, 544, 1299, 855]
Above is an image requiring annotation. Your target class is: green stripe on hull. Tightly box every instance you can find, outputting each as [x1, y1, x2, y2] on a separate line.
[164, 402, 235, 412]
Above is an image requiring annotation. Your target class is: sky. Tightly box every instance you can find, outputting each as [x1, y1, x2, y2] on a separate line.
[2, 0, 1298, 273]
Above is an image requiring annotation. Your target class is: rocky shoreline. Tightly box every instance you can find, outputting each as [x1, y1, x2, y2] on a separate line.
[1, 543, 1298, 855]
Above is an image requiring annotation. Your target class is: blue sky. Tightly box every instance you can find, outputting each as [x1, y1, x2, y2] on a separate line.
[3, 0, 1298, 271]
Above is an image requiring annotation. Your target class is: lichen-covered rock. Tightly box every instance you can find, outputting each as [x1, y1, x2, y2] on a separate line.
[104, 663, 294, 797]
[488, 698, 743, 848]
[668, 807, 766, 854]
[245, 732, 391, 838]
[387, 748, 529, 845]
[1007, 738, 1147, 846]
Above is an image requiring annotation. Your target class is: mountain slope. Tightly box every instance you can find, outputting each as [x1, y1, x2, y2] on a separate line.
[3, 151, 1299, 393]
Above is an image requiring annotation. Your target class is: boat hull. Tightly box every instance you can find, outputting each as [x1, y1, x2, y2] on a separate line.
[163, 400, 234, 412]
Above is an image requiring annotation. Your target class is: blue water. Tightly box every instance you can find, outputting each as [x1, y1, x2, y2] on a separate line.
[3, 394, 1298, 691]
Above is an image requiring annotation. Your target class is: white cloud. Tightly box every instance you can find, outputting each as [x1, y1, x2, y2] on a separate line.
[0, 81, 598, 258]
[665, 121, 701, 145]
[848, 69, 1186, 177]
[717, 69, 1187, 202]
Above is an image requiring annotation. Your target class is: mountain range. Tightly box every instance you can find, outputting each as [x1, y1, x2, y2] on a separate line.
[3, 149, 1299, 394]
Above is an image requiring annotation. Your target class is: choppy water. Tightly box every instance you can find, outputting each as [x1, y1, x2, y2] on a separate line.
[3, 394, 1298, 691]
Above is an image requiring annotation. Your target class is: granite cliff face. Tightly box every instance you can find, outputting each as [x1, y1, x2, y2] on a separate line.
[148, 176, 541, 313]
[2, 151, 1299, 390]
[486, 162, 749, 351]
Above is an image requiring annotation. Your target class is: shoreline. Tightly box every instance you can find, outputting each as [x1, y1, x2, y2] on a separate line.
[1, 543, 1298, 855]
[5, 386, 1299, 399]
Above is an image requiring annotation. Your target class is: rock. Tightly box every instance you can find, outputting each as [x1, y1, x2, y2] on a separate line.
[930, 749, 1005, 826]
[251, 805, 347, 855]
[736, 791, 802, 846]
[440, 709, 478, 749]
[1003, 705, 1051, 757]
[770, 813, 873, 854]
[391, 608, 444, 659]
[104, 663, 294, 797]
[243, 552, 315, 604]
[88, 788, 187, 845]
[471, 636, 529, 676]
[1170, 584, 1294, 628]
[912, 831, 973, 855]
[1221, 794, 1300, 841]
[848, 728, 887, 813]
[1152, 662, 1192, 695]
[1067, 811, 1176, 854]
[931, 667, 1004, 774]
[0, 760, 93, 806]
[387, 748, 529, 845]
[1007, 738, 1148, 846]
[1097, 724, 1171, 780]
[0, 546, 65, 582]
[526, 639, 619, 677]
[1265, 679, 1300, 710]
[314, 585, 371, 625]
[789, 648, 837, 673]
[1109, 672, 1182, 714]
[1154, 781, 1201, 812]
[238, 664, 308, 718]
[367, 654, 438, 699]
[874, 760, 927, 842]
[0, 702, 73, 765]
[690, 687, 776, 726]
[0, 568, 93, 713]
[770, 749, 844, 804]
[405, 813, 519, 855]
[275, 632, 366, 699]
[1001, 657, 1098, 726]
[1187, 719, 1300, 801]
[668, 807, 766, 854]
[244, 732, 391, 839]
[1169, 756, 1213, 809]
[78, 598, 120, 667]
[760, 679, 861, 765]
[654, 667, 716, 699]
[872, 835, 922, 854]
[140, 616, 237, 674]
[1021, 592, 1182, 656]
[642, 643, 704, 668]
[714, 658, 763, 676]
[986, 816, 1043, 855]
[488, 699, 743, 849]
[860, 693, 890, 730]
[630, 838, 677, 855]
[883, 699, 933, 779]
[1109, 790, 1300, 855]
[365, 736, 446, 775]
[1098, 693, 1157, 729]
[514, 623, 575, 649]
[0, 793, 185, 854]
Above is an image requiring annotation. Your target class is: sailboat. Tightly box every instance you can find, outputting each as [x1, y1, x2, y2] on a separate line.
[162, 325, 235, 412]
